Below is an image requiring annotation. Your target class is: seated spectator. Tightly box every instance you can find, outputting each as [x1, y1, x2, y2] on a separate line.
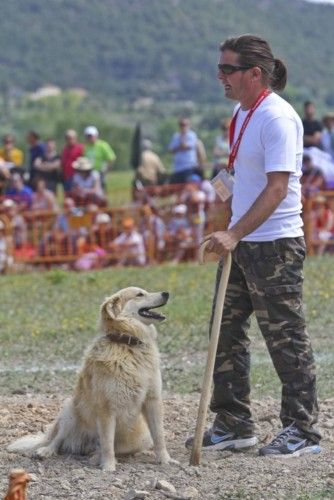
[61, 129, 85, 193]
[139, 204, 166, 255]
[33, 138, 60, 193]
[5, 172, 33, 209]
[312, 195, 334, 255]
[0, 219, 13, 274]
[92, 212, 115, 248]
[109, 217, 146, 266]
[1, 199, 27, 249]
[73, 229, 106, 271]
[165, 204, 194, 264]
[32, 178, 58, 212]
[301, 154, 326, 196]
[180, 182, 206, 246]
[0, 134, 24, 172]
[321, 113, 334, 160]
[135, 139, 167, 186]
[72, 157, 106, 206]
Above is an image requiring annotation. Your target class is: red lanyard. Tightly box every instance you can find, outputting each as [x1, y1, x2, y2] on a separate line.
[228, 88, 271, 170]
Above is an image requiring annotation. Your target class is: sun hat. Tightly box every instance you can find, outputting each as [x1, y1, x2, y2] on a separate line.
[65, 129, 77, 139]
[84, 126, 99, 137]
[96, 213, 111, 224]
[173, 204, 187, 215]
[73, 157, 93, 171]
[2, 198, 16, 208]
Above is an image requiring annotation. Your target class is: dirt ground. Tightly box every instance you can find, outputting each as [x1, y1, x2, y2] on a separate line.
[0, 394, 333, 500]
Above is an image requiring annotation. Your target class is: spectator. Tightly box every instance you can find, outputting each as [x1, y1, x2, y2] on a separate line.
[5, 172, 33, 209]
[168, 118, 199, 184]
[301, 154, 326, 196]
[139, 204, 166, 255]
[26, 130, 45, 187]
[135, 139, 167, 186]
[109, 217, 146, 266]
[61, 129, 84, 193]
[33, 138, 60, 193]
[92, 212, 115, 248]
[0, 219, 13, 273]
[179, 182, 206, 245]
[211, 119, 230, 179]
[302, 101, 323, 149]
[321, 113, 334, 160]
[32, 178, 58, 211]
[312, 195, 334, 255]
[0, 134, 24, 172]
[2, 199, 27, 249]
[83, 126, 116, 187]
[72, 156, 106, 206]
[165, 203, 194, 264]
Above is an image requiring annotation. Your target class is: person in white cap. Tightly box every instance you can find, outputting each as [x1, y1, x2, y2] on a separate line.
[83, 126, 116, 187]
[72, 157, 106, 206]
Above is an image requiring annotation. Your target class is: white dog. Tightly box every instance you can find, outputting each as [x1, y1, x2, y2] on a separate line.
[8, 287, 175, 471]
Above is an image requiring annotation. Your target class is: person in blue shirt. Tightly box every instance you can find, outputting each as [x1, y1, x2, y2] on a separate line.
[26, 130, 45, 188]
[5, 172, 33, 210]
[168, 118, 200, 184]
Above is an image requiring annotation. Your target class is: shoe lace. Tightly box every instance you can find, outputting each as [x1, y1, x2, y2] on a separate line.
[269, 425, 301, 446]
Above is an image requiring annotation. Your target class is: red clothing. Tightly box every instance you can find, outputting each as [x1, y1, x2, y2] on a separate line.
[61, 143, 84, 181]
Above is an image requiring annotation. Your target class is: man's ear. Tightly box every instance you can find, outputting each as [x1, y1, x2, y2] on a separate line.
[101, 295, 122, 319]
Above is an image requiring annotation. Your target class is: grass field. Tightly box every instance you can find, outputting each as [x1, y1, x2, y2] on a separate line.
[0, 256, 333, 399]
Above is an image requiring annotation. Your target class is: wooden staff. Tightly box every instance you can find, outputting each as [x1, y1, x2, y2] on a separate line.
[189, 241, 232, 466]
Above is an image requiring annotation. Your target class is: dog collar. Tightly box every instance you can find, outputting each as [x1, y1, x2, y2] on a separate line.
[105, 332, 145, 347]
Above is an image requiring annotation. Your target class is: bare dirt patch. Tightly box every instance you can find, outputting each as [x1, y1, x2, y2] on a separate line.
[1, 394, 333, 499]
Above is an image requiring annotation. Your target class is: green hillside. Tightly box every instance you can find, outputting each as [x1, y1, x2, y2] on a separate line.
[1, 0, 334, 107]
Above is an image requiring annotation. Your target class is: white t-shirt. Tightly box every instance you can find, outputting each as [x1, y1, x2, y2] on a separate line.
[229, 92, 304, 241]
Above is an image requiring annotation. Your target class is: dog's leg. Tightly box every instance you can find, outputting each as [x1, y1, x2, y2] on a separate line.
[142, 397, 176, 465]
[35, 422, 63, 459]
[96, 413, 117, 471]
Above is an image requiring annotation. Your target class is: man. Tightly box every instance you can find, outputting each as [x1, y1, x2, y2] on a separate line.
[135, 139, 166, 186]
[83, 126, 116, 187]
[0, 134, 24, 171]
[168, 118, 199, 184]
[5, 172, 33, 210]
[60, 129, 84, 192]
[302, 101, 323, 149]
[186, 34, 321, 457]
[26, 130, 45, 188]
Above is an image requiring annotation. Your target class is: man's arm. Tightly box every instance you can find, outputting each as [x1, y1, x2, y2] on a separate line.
[204, 171, 290, 255]
[304, 131, 322, 147]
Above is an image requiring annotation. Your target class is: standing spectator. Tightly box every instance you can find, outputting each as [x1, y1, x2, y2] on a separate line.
[135, 139, 167, 186]
[211, 119, 231, 178]
[26, 130, 45, 188]
[0, 134, 24, 172]
[321, 113, 334, 160]
[33, 138, 60, 193]
[168, 118, 199, 184]
[32, 179, 58, 212]
[83, 126, 116, 187]
[72, 156, 106, 206]
[5, 172, 33, 209]
[109, 217, 146, 266]
[60, 129, 84, 193]
[302, 101, 323, 149]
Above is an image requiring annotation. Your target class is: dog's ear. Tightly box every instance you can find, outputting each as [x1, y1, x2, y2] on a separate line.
[101, 295, 122, 320]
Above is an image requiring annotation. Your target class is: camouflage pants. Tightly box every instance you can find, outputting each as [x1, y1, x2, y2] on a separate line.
[210, 237, 321, 443]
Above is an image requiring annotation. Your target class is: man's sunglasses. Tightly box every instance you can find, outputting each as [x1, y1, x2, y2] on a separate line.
[218, 63, 252, 75]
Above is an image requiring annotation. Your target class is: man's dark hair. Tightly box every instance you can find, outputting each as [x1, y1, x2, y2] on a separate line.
[220, 34, 287, 91]
[28, 130, 40, 140]
[304, 100, 314, 108]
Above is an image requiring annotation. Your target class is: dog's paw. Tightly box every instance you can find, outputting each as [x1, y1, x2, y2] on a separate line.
[34, 446, 55, 459]
[156, 451, 179, 465]
[100, 461, 116, 472]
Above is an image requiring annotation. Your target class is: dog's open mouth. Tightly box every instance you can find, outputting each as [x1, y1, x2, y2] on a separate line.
[139, 304, 166, 321]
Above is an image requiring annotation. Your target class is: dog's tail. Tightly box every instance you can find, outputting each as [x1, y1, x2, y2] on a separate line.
[7, 432, 49, 454]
